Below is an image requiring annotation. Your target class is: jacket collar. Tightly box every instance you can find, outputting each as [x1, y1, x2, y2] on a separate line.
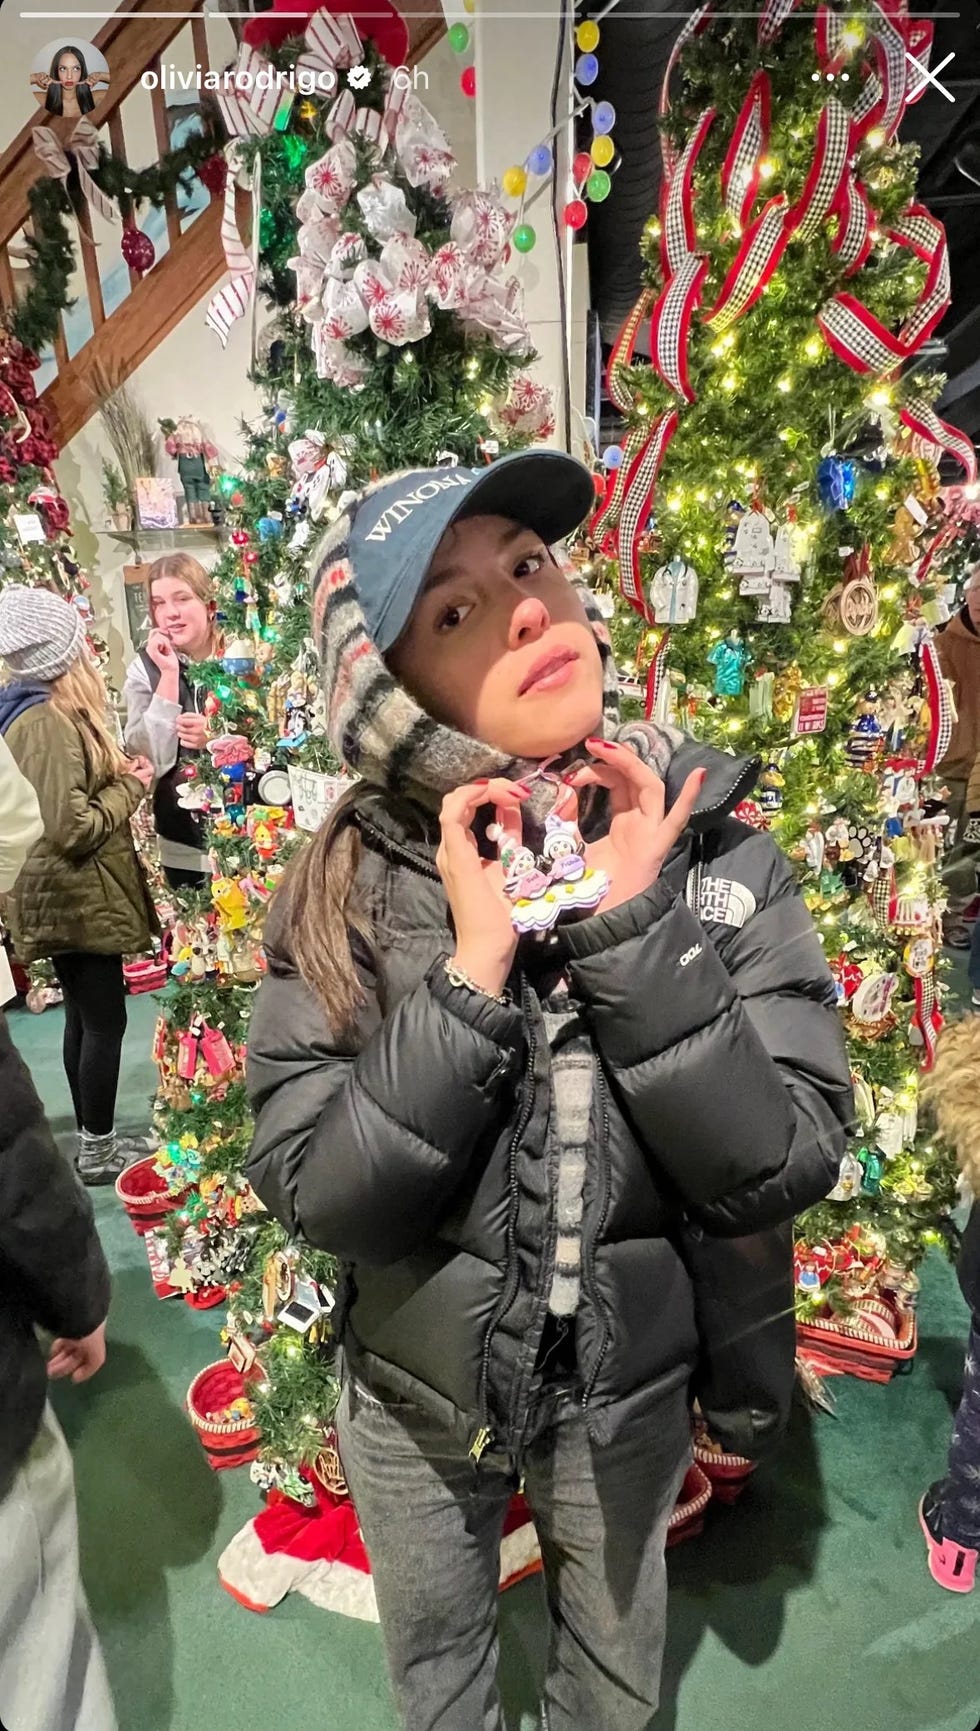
[0, 681, 49, 738]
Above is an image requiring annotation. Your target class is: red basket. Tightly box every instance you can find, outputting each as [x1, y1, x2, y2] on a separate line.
[114, 1157, 188, 1237]
[187, 1360, 262, 1471]
[693, 1440, 757, 1506]
[123, 958, 168, 994]
[797, 1303, 918, 1384]
[667, 1462, 713, 1548]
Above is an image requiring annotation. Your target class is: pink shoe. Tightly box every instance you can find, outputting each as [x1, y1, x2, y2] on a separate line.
[919, 1484, 977, 1593]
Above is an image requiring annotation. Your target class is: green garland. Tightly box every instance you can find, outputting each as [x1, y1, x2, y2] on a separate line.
[11, 118, 224, 353]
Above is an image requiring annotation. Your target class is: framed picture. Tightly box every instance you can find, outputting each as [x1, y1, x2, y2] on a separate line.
[124, 564, 151, 649]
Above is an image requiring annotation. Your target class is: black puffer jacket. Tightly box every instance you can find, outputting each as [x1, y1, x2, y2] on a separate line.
[0, 1010, 110, 1493]
[246, 740, 854, 1458]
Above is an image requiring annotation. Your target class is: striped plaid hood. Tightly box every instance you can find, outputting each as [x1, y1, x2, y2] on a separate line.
[309, 471, 678, 819]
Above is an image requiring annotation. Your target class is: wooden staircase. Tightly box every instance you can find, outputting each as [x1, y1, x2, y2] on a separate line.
[0, 0, 446, 446]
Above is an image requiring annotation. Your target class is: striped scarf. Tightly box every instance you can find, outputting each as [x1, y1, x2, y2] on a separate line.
[310, 473, 679, 823]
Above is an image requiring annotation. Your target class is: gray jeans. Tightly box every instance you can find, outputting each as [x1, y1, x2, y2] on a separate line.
[335, 1375, 691, 1731]
[0, 1404, 116, 1731]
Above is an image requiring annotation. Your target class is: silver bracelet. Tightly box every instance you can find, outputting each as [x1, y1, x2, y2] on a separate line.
[443, 957, 509, 1005]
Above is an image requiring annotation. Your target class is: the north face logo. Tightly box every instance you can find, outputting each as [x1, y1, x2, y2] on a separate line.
[687, 871, 757, 929]
[364, 473, 473, 542]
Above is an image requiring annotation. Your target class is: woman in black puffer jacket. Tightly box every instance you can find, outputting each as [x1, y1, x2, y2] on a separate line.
[245, 454, 854, 1731]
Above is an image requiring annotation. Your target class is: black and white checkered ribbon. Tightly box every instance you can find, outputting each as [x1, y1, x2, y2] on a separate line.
[589, 425, 645, 542]
[652, 255, 709, 400]
[901, 398, 977, 485]
[618, 412, 679, 616]
[659, 5, 712, 176]
[705, 194, 789, 332]
[758, 0, 802, 47]
[721, 70, 770, 229]
[663, 108, 715, 277]
[790, 98, 849, 240]
[819, 205, 951, 372]
[831, 172, 874, 275]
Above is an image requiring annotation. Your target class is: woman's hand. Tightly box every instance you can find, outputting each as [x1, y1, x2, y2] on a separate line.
[145, 628, 177, 673]
[126, 754, 155, 791]
[175, 712, 209, 750]
[437, 776, 530, 998]
[565, 739, 705, 913]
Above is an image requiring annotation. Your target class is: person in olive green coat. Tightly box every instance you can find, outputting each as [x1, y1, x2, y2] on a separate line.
[0, 587, 159, 1185]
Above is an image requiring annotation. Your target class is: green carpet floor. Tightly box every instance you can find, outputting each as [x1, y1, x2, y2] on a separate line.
[8, 994, 980, 1731]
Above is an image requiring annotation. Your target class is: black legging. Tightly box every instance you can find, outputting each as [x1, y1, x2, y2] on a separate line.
[164, 865, 208, 891]
[51, 952, 127, 1137]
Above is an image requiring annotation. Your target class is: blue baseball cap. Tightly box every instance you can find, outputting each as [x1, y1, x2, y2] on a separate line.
[346, 450, 596, 653]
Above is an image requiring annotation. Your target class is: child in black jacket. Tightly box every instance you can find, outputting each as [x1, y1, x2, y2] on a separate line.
[0, 1010, 116, 1727]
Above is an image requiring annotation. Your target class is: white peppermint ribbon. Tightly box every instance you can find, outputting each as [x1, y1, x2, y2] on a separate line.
[205, 143, 261, 350]
[33, 120, 118, 235]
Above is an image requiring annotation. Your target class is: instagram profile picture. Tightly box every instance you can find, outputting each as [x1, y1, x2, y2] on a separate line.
[30, 39, 111, 119]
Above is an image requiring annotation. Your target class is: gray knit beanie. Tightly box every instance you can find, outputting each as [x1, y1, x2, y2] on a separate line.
[0, 585, 85, 683]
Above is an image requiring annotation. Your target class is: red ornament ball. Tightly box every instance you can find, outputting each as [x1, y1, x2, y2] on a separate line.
[564, 199, 588, 231]
[242, 549, 260, 567]
[198, 154, 228, 200]
[460, 65, 477, 98]
[231, 529, 250, 547]
[572, 151, 593, 184]
[121, 229, 155, 273]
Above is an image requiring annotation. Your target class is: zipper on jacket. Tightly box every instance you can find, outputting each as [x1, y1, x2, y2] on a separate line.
[355, 814, 441, 882]
[477, 975, 535, 1452]
[469, 1426, 494, 1464]
[581, 1069, 613, 1411]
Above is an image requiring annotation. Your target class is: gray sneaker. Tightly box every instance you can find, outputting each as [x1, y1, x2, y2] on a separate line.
[76, 1132, 128, 1187]
[117, 1132, 160, 1158]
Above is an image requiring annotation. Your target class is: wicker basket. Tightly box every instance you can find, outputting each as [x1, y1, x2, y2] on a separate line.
[123, 958, 169, 995]
[797, 1302, 917, 1383]
[114, 1157, 187, 1237]
[666, 1462, 713, 1548]
[186, 1360, 261, 1471]
[693, 1440, 757, 1506]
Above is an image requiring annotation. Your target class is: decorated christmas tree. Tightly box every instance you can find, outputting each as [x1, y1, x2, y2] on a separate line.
[0, 334, 104, 647]
[589, 0, 975, 1361]
[139, 3, 554, 1489]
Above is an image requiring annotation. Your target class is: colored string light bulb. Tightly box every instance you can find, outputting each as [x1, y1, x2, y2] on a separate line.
[527, 142, 553, 176]
[512, 223, 536, 253]
[448, 21, 470, 52]
[586, 169, 612, 202]
[576, 53, 600, 87]
[461, 65, 476, 98]
[564, 199, 588, 230]
[502, 164, 528, 198]
[593, 100, 616, 134]
[591, 135, 615, 168]
[576, 19, 600, 51]
[603, 445, 623, 469]
[573, 150, 593, 184]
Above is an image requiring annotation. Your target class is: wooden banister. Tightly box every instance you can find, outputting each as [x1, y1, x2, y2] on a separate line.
[40, 193, 246, 445]
[0, 0, 205, 250]
[1, 0, 446, 445]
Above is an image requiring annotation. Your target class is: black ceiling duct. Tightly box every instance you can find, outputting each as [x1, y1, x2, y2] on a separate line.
[582, 0, 679, 350]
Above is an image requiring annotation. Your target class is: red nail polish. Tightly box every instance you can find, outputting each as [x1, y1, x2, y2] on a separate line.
[473, 778, 489, 786]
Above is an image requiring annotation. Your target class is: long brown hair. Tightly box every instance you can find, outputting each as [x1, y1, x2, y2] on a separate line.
[49, 652, 129, 783]
[277, 789, 374, 1038]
